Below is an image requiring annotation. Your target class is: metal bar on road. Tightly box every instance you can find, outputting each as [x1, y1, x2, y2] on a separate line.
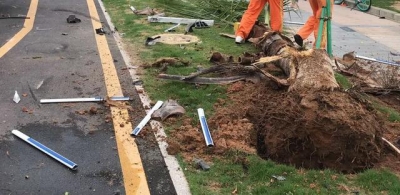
[131, 101, 164, 136]
[12, 130, 78, 170]
[40, 96, 130, 104]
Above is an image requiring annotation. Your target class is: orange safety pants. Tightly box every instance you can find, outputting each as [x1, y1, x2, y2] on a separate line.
[297, 0, 332, 48]
[236, 0, 283, 39]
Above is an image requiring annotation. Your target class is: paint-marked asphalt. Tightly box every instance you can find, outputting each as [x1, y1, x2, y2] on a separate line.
[86, 0, 150, 194]
[0, 0, 38, 58]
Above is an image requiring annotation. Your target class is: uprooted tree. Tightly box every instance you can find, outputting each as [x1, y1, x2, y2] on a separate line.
[158, 31, 387, 173]
[249, 32, 385, 173]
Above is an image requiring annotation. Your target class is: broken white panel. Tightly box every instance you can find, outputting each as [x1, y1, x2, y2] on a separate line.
[13, 91, 21, 103]
[148, 16, 214, 26]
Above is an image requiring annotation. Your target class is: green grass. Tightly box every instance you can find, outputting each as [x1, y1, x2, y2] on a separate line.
[334, 73, 352, 90]
[356, 169, 400, 194]
[373, 0, 400, 13]
[102, 0, 400, 194]
[372, 102, 400, 122]
[103, 0, 256, 119]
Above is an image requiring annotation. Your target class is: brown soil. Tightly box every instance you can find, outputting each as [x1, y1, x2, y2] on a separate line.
[248, 84, 384, 173]
[167, 78, 400, 173]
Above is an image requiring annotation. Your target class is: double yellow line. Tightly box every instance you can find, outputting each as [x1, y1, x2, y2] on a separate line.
[0, 0, 38, 58]
[86, 0, 150, 194]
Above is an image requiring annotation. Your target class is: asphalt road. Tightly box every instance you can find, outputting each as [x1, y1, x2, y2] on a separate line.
[0, 0, 176, 194]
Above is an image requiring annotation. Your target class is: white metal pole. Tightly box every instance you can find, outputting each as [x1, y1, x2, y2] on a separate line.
[197, 108, 214, 147]
[12, 130, 78, 170]
[131, 101, 164, 136]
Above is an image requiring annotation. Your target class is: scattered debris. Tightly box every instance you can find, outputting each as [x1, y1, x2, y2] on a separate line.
[89, 107, 98, 115]
[149, 57, 190, 68]
[131, 101, 164, 136]
[133, 7, 161, 16]
[145, 36, 161, 46]
[21, 107, 29, 112]
[12, 130, 78, 170]
[13, 91, 21, 103]
[22, 93, 28, 97]
[193, 158, 210, 171]
[95, 28, 106, 35]
[356, 55, 400, 67]
[62, 33, 68, 35]
[158, 74, 251, 85]
[132, 79, 143, 85]
[272, 175, 286, 181]
[130, 6, 136, 12]
[32, 56, 42, 59]
[390, 51, 400, 56]
[164, 23, 180, 32]
[0, 15, 30, 19]
[198, 108, 214, 147]
[40, 96, 130, 104]
[36, 27, 52, 31]
[66, 15, 81, 23]
[185, 21, 209, 34]
[25, 175, 29, 179]
[148, 16, 214, 26]
[152, 99, 185, 121]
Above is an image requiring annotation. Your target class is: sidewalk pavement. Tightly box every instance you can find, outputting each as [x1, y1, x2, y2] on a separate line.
[284, 0, 400, 62]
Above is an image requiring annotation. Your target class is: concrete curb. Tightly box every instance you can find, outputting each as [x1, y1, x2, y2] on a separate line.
[343, 0, 400, 23]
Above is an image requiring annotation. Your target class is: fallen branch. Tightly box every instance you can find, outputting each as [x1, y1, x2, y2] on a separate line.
[158, 74, 247, 84]
[251, 64, 289, 86]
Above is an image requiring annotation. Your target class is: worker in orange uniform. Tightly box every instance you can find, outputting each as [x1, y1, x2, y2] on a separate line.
[294, 0, 332, 48]
[235, 0, 283, 44]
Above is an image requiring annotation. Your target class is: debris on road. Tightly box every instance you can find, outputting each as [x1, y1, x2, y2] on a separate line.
[13, 91, 21, 103]
[62, 33, 68, 35]
[198, 108, 214, 147]
[95, 28, 106, 35]
[131, 101, 163, 136]
[40, 96, 130, 104]
[66, 15, 81, 23]
[12, 130, 78, 170]
[145, 36, 161, 46]
[152, 99, 185, 121]
[193, 158, 210, 171]
[0, 14, 30, 19]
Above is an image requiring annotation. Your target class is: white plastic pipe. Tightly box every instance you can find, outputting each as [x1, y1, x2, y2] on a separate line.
[131, 101, 164, 136]
[40, 96, 130, 104]
[356, 55, 400, 67]
[197, 108, 214, 147]
[12, 130, 78, 170]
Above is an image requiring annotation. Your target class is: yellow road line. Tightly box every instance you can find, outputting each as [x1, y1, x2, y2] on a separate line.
[0, 0, 38, 58]
[86, 0, 150, 194]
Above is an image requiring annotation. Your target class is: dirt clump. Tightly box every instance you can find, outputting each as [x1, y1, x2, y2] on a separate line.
[248, 83, 385, 173]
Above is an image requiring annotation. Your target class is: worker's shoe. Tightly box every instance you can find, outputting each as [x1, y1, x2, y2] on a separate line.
[235, 36, 244, 44]
[294, 34, 303, 47]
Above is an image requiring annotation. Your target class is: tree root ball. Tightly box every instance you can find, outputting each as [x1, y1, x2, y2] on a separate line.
[249, 86, 384, 173]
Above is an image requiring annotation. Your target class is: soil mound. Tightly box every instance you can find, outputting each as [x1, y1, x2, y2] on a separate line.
[248, 84, 385, 173]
